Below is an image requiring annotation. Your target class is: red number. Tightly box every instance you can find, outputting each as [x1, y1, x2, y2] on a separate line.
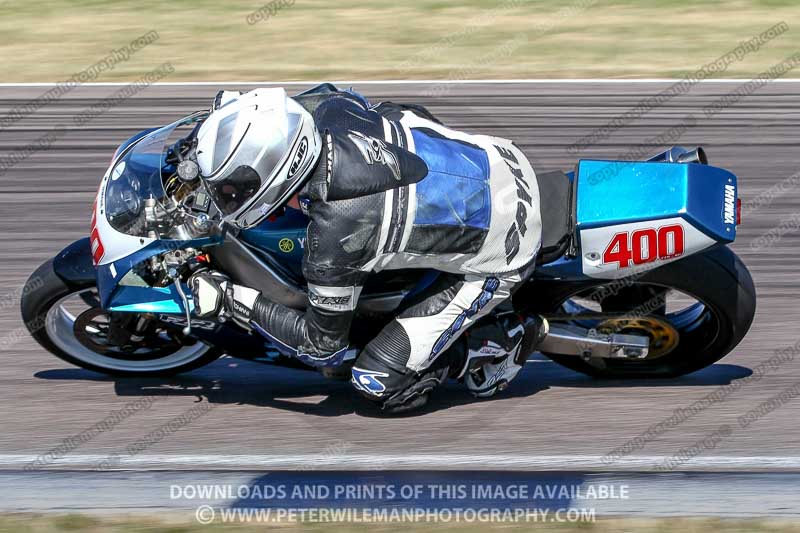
[658, 224, 684, 259]
[90, 226, 105, 265]
[632, 228, 657, 265]
[602, 224, 685, 268]
[602, 232, 631, 268]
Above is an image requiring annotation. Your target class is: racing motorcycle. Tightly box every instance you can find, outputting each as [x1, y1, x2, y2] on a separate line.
[21, 109, 756, 380]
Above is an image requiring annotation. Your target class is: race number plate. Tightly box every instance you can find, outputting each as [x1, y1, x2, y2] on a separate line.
[579, 217, 716, 279]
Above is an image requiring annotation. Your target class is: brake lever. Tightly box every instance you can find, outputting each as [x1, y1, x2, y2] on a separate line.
[170, 268, 192, 336]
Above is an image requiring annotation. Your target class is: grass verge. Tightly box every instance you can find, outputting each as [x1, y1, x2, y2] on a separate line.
[3, 515, 800, 533]
[0, 0, 799, 81]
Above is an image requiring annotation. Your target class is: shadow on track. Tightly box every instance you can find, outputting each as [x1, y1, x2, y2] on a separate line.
[33, 356, 753, 418]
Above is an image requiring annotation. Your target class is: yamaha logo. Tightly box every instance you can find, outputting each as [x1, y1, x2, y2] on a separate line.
[287, 137, 308, 180]
[278, 238, 295, 253]
[723, 184, 736, 225]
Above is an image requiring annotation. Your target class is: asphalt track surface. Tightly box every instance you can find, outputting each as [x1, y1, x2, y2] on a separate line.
[1, 82, 799, 485]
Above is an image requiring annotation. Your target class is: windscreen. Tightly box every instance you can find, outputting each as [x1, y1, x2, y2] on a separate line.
[104, 113, 207, 237]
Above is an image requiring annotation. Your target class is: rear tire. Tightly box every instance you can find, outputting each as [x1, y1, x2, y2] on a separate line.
[21, 258, 222, 377]
[538, 246, 756, 378]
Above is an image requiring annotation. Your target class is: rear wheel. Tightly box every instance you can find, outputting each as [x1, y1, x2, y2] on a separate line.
[534, 246, 756, 378]
[21, 258, 222, 376]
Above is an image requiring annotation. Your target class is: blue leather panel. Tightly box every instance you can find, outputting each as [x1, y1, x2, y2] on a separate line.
[411, 129, 491, 229]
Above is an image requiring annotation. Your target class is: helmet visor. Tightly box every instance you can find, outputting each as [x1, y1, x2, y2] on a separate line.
[205, 165, 262, 215]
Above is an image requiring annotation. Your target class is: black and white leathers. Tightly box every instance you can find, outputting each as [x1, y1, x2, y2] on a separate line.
[239, 87, 542, 400]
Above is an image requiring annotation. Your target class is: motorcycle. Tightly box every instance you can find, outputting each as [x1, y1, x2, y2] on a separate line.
[21, 109, 756, 380]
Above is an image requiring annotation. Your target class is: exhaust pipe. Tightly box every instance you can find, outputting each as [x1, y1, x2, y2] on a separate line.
[676, 147, 707, 164]
[647, 146, 708, 165]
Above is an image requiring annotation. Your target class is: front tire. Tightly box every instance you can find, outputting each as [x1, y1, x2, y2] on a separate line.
[21, 258, 222, 377]
[537, 246, 756, 378]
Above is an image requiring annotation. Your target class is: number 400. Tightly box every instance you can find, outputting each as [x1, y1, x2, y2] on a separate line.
[602, 224, 685, 268]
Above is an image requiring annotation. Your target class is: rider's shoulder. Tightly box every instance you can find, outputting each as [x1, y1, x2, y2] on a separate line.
[372, 101, 442, 125]
[290, 84, 370, 123]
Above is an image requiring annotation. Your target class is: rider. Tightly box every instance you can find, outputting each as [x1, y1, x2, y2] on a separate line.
[188, 84, 545, 413]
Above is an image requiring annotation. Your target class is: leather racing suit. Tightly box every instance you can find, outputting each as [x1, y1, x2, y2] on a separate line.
[197, 85, 543, 412]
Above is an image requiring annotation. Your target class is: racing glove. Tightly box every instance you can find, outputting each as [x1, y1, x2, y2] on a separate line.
[188, 270, 260, 328]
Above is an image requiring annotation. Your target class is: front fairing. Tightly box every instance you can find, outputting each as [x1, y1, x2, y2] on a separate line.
[90, 113, 221, 312]
[95, 237, 220, 313]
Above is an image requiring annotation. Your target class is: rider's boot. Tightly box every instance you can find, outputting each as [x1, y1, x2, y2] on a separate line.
[459, 313, 547, 398]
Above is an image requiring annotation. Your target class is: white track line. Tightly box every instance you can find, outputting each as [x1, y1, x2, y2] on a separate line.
[1, 79, 800, 87]
[4, 454, 800, 471]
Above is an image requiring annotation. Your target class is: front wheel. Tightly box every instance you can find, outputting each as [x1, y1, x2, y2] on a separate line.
[21, 258, 222, 376]
[535, 245, 756, 379]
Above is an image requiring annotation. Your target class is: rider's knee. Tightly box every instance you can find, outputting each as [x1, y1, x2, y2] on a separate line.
[351, 332, 463, 414]
[351, 348, 412, 402]
[350, 320, 413, 398]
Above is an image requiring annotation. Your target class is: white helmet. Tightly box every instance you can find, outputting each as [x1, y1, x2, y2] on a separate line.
[195, 87, 321, 228]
